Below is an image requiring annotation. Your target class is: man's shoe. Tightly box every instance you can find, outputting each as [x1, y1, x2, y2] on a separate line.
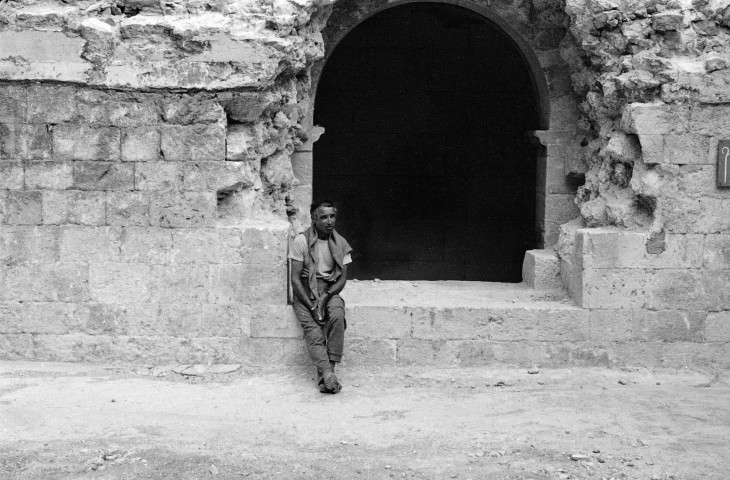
[321, 372, 342, 394]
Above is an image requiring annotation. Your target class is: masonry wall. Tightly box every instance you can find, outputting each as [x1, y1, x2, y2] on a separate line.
[0, 0, 728, 368]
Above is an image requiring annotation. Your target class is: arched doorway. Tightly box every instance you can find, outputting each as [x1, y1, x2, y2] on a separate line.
[313, 2, 543, 282]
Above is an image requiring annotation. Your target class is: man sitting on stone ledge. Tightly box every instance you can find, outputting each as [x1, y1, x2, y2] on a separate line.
[289, 200, 353, 394]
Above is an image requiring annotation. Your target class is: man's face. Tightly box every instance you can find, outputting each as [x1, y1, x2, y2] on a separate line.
[313, 206, 336, 236]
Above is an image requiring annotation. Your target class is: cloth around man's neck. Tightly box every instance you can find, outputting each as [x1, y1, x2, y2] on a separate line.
[303, 226, 352, 299]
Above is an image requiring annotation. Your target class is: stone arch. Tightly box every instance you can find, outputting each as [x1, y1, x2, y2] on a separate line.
[312, 0, 551, 130]
[289, 0, 581, 280]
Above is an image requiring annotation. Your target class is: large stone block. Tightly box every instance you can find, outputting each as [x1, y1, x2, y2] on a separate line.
[437, 340, 498, 367]
[690, 105, 730, 137]
[170, 228, 241, 264]
[395, 339, 441, 366]
[0, 301, 83, 334]
[344, 338, 397, 367]
[42, 190, 106, 225]
[240, 224, 288, 265]
[650, 269, 717, 311]
[25, 162, 73, 189]
[106, 191, 150, 226]
[16, 124, 53, 161]
[0, 123, 15, 158]
[60, 226, 122, 262]
[702, 270, 730, 311]
[89, 262, 151, 303]
[411, 307, 491, 340]
[121, 127, 161, 162]
[120, 227, 174, 264]
[705, 311, 730, 342]
[149, 264, 209, 303]
[160, 124, 225, 161]
[181, 161, 257, 192]
[4, 190, 42, 225]
[634, 310, 706, 342]
[576, 229, 703, 269]
[0, 162, 24, 189]
[0, 225, 59, 263]
[161, 96, 225, 125]
[588, 309, 635, 341]
[522, 249, 561, 290]
[149, 192, 217, 228]
[346, 306, 413, 339]
[200, 303, 252, 337]
[209, 264, 287, 304]
[53, 126, 121, 162]
[0, 334, 33, 360]
[25, 84, 76, 123]
[73, 162, 134, 191]
[155, 303, 203, 336]
[610, 342, 663, 368]
[80, 303, 154, 335]
[622, 102, 689, 135]
[249, 304, 301, 338]
[661, 342, 730, 369]
[3, 263, 89, 302]
[76, 90, 160, 127]
[639, 134, 712, 165]
[0, 85, 26, 123]
[490, 341, 553, 367]
[134, 162, 183, 191]
[661, 197, 730, 234]
[703, 234, 730, 270]
[578, 268, 652, 309]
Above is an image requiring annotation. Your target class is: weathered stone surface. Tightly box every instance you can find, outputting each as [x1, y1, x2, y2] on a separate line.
[638, 134, 712, 165]
[155, 303, 203, 336]
[16, 124, 53, 161]
[0, 124, 15, 159]
[522, 249, 561, 290]
[577, 229, 703, 269]
[134, 162, 183, 191]
[170, 228, 241, 264]
[345, 339, 397, 367]
[181, 161, 257, 192]
[0, 162, 24, 190]
[578, 268, 652, 309]
[0, 301, 83, 334]
[42, 191, 106, 226]
[106, 192, 150, 226]
[249, 305, 301, 338]
[121, 127, 162, 162]
[239, 224, 289, 265]
[661, 342, 730, 369]
[89, 262, 150, 303]
[53, 126, 121, 162]
[25, 85, 76, 124]
[634, 310, 706, 342]
[161, 96, 225, 125]
[209, 264, 287, 304]
[589, 309, 634, 341]
[622, 103, 689, 135]
[705, 311, 730, 342]
[25, 162, 74, 189]
[4, 191, 42, 225]
[149, 192, 217, 228]
[200, 303, 252, 337]
[76, 90, 160, 127]
[3, 263, 89, 302]
[73, 162, 134, 191]
[661, 197, 730, 234]
[120, 227, 174, 264]
[0, 85, 27, 123]
[160, 125, 225, 162]
[651, 12, 685, 31]
[0, 334, 33, 360]
[703, 234, 730, 270]
[149, 264, 209, 304]
[347, 306, 413, 339]
[60, 226, 122, 262]
[0, 226, 59, 264]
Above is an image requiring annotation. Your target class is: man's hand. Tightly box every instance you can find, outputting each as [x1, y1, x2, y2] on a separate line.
[314, 294, 329, 321]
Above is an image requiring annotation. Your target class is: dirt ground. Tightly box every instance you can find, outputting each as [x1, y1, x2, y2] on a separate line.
[1, 362, 728, 480]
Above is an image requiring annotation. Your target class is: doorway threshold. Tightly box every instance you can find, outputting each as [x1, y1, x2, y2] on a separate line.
[345, 280, 572, 309]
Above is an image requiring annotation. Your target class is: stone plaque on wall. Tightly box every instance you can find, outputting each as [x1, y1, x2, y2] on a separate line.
[719, 140, 730, 188]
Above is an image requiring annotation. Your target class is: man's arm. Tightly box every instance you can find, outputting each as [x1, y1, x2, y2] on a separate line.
[315, 264, 348, 318]
[290, 259, 315, 311]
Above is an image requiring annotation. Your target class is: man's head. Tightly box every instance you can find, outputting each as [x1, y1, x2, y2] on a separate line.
[311, 199, 337, 238]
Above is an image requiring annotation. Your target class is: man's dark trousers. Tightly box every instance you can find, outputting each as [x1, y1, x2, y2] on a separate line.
[293, 278, 346, 382]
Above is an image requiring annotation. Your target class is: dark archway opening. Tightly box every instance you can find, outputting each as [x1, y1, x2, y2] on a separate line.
[314, 2, 539, 281]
